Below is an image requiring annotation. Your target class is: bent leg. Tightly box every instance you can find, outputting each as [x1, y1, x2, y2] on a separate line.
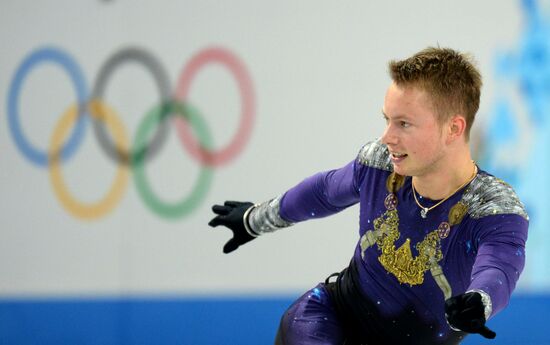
[275, 284, 344, 345]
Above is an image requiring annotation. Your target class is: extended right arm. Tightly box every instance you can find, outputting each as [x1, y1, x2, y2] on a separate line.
[209, 159, 362, 253]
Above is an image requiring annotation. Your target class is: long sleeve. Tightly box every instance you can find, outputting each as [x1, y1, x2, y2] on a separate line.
[279, 159, 361, 223]
[467, 214, 528, 317]
[247, 140, 389, 235]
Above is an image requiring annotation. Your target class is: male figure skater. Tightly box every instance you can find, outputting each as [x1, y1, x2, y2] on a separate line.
[209, 47, 528, 345]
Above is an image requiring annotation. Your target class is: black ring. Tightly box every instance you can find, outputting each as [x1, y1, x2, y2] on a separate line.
[91, 47, 171, 165]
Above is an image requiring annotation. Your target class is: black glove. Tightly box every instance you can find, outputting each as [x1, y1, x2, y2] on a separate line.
[445, 292, 496, 339]
[208, 201, 256, 254]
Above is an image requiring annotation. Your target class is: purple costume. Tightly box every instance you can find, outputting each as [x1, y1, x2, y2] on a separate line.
[248, 140, 528, 345]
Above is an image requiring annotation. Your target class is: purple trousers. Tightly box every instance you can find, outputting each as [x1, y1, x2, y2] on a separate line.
[275, 284, 348, 345]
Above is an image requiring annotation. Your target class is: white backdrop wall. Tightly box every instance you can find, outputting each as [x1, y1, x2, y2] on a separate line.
[0, 0, 543, 298]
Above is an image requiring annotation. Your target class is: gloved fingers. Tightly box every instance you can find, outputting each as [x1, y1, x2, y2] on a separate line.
[457, 306, 483, 318]
[478, 325, 496, 339]
[208, 215, 227, 227]
[464, 293, 482, 303]
[224, 200, 245, 207]
[461, 294, 482, 308]
[445, 304, 462, 317]
[212, 204, 231, 215]
[446, 293, 483, 314]
[470, 319, 483, 329]
[445, 296, 463, 308]
[223, 238, 240, 254]
[447, 291, 480, 304]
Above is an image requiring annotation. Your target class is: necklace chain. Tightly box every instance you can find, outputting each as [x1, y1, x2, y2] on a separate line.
[412, 163, 478, 218]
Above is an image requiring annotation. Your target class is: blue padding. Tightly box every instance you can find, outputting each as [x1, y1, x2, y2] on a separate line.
[0, 294, 548, 344]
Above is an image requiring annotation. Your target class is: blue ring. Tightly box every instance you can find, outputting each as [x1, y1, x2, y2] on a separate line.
[7, 47, 88, 167]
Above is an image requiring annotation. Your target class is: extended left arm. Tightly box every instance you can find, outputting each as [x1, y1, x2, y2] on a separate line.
[445, 214, 528, 339]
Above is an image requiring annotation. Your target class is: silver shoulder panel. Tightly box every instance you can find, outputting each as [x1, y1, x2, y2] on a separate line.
[356, 139, 393, 171]
[461, 173, 529, 220]
[248, 195, 294, 235]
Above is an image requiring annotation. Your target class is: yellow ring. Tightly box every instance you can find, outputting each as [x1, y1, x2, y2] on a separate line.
[49, 100, 129, 220]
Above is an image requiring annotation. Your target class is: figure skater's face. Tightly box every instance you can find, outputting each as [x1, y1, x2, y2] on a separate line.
[381, 83, 448, 178]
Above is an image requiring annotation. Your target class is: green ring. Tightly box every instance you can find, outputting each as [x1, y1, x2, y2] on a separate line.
[133, 101, 213, 219]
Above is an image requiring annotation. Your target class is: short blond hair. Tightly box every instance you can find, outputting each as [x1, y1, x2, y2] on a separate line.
[389, 47, 482, 139]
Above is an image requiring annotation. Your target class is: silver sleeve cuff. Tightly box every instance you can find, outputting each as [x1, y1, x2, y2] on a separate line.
[247, 195, 294, 235]
[243, 205, 260, 238]
[467, 289, 493, 321]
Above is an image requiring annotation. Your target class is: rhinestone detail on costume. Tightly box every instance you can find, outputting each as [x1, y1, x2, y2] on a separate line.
[248, 195, 294, 235]
[461, 174, 528, 220]
[357, 139, 393, 171]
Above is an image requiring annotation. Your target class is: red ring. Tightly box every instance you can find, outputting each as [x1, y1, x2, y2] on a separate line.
[174, 47, 255, 167]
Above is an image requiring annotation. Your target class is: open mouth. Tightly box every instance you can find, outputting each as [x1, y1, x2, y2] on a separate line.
[390, 152, 408, 161]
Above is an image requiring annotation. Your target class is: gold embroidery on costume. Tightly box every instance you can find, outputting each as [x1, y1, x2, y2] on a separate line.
[449, 202, 468, 226]
[360, 209, 397, 259]
[359, 178, 468, 298]
[375, 215, 443, 286]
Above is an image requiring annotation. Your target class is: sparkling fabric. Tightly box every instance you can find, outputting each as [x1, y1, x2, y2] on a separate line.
[462, 174, 529, 220]
[274, 140, 528, 344]
[248, 195, 294, 235]
[276, 284, 345, 345]
[357, 139, 393, 171]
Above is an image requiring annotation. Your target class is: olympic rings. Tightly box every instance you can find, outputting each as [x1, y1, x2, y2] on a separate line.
[49, 101, 129, 220]
[133, 101, 213, 218]
[7, 45, 256, 220]
[92, 47, 171, 165]
[7, 47, 88, 167]
[175, 47, 255, 167]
